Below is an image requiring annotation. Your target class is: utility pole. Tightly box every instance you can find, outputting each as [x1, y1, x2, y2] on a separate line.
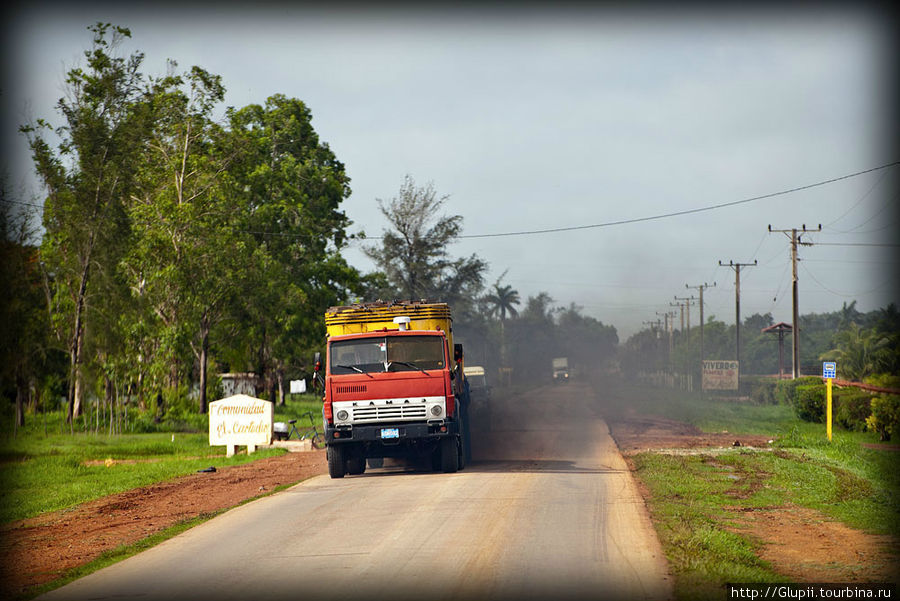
[656, 311, 669, 336]
[657, 311, 676, 369]
[718, 259, 757, 381]
[673, 295, 695, 336]
[669, 301, 684, 332]
[686, 282, 715, 365]
[768, 224, 821, 379]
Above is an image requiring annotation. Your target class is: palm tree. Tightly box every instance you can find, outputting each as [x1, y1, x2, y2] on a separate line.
[485, 283, 521, 322]
[483, 275, 520, 368]
[819, 322, 889, 381]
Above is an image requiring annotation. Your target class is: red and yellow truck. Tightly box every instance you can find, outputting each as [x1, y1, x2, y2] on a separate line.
[322, 301, 471, 478]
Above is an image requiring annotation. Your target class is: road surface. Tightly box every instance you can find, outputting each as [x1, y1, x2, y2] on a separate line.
[40, 382, 671, 601]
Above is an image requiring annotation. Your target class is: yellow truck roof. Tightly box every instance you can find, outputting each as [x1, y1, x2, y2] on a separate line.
[325, 301, 454, 349]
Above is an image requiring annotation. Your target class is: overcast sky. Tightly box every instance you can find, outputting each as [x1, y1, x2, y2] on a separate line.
[3, 3, 897, 339]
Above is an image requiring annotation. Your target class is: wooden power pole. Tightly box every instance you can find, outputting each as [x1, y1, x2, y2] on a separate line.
[685, 282, 715, 365]
[768, 224, 821, 379]
[718, 259, 757, 381]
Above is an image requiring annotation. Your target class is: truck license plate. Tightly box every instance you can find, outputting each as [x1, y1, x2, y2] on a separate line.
[381, 428, 399, 439]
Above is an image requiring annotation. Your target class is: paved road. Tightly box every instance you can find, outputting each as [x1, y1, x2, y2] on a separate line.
[41, 382, 672, 601]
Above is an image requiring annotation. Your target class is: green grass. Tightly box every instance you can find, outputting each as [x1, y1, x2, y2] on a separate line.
[633, 449, 899, 601]
[0, 394, 326, 524]
[610, 382, 900, 601]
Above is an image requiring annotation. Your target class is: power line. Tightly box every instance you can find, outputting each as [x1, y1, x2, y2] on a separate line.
[5, 161, 898, 241]
[799, 262, 894, 299]
[366, 161, 898, 240]
[813, 242, 900, 248]
[824, 170, 890, 228]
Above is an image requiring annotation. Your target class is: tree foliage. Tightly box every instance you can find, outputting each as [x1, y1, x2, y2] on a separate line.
[364, 175, 486, 312]
[223, 94, 359, 403]
[622, 303, 900, 381]
[11, 23, 363, 422]
[819, 322, 891, 381]
[483, 274, 521, 322]
[1, 181, 53, 427]
[21, 23, 147, 423]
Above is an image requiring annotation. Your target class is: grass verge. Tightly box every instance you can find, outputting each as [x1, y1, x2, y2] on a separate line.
[0, 397, 324, 524]
[612, 383, 899, 600]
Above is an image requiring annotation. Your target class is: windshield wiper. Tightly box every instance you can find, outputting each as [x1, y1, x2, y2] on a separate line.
[389, 361, 430, 375]
[335, 364, 373, 378]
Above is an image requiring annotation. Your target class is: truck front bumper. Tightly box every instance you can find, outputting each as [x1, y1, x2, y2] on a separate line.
[325, 420, 458, 445]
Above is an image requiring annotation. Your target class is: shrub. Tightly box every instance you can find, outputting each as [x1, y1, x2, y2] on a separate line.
[866, 395, 900, 441]
[794, 384, 826, 423]
[774, 376, 821, 406]
[833, 388, 874, 432]
[864, 374, 900, 391]
[750, 379, 777, 404]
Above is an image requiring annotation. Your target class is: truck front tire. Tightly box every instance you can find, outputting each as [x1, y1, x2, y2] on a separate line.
[440, 436, 459, 473]
[327, 444, 345, 478]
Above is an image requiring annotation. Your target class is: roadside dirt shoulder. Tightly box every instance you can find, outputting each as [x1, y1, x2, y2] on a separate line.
[0, 450, 326, 598]
[605, 410, 899, 585]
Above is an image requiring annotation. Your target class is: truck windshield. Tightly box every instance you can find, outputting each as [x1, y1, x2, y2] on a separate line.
[330, 336, 445, 374]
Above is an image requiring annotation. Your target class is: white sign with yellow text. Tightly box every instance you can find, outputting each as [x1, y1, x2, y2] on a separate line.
[209, 395, 273, 456]
[702, 360, 739, 391]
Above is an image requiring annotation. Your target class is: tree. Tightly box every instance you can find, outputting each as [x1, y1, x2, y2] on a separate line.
[0, 181, 50, 427]
[481, 271, 521, 366]
[482, 273, 521, 365]
[484, 273, 520, 322]
[123, 62, 242, 414]
[504, 293, 557, 381]
[22, 23, 146, 424]
[556, 304, 618, 375]
[224, 95, 360, 403]
[364, 175, 486, 311]
[819, 323, 890, 381]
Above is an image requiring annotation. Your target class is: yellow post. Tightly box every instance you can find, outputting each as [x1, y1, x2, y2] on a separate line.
[826, 378, 833, 441]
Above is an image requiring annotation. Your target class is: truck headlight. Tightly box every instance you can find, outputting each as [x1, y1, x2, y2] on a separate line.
[430, 405, 443, 416]
[336, 410, 349, 421]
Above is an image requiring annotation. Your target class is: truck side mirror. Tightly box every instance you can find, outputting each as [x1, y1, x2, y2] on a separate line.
[454, 344, 463, 362]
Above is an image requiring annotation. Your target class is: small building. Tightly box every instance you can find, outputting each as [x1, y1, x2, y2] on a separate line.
[761, 322, 793, 379]
[219, 373, 261, 397]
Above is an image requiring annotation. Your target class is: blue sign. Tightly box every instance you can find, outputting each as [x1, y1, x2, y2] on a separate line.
[822, 362, 836, 379]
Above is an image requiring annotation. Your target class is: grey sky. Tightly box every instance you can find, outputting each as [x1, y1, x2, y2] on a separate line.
[3, 4, 897, 339]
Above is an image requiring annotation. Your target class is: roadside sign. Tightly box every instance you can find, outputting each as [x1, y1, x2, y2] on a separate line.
[702, 360, 739, 391]
[822, 362, 836, 442]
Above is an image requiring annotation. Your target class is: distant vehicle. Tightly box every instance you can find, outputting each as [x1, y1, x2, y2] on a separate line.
[552, 357, 570, 383]
[463, 366, 491, 400]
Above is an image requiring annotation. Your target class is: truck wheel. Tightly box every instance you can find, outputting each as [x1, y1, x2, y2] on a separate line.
[327, 444, 345, 479]
[431, 447, 442, 472]
[346, 450, 366, 475]
[440, 436, 459, 473]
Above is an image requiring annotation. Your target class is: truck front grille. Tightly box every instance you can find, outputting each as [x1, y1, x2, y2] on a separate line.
[331, 396, 445, 425]
[352, 404, 427, 422]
